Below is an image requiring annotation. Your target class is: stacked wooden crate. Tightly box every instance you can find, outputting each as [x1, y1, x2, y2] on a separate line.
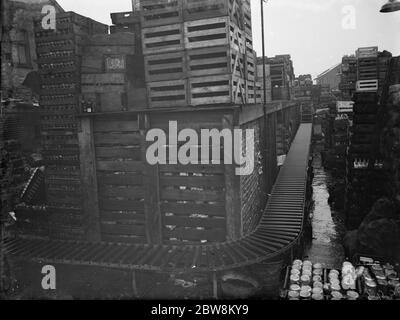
[255, 57, 272, 102]
[34, 12, 108, 239]
[339, 56, 357, 99]
[267, 55, 294, 101]
[80, 32, 147, 112]
[356, 47, 379, 93]
[293, 74, 313, 101]
[110, 11, 142, 54]
[140, 0, 259, 108]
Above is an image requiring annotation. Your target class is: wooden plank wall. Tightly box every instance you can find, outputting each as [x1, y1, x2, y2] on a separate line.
[78, 105, 300, 245]
[151, 111, 228, 244]
[93, 116, 147, 244]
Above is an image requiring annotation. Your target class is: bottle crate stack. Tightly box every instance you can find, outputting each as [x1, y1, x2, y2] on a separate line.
[140, 0, 260, 108]
[339, 56, 357, 100]
[110, 11, 142, 54]
[80, 32, 147, 113]
[293, 74, 313, 101]
[34, 12, 108, 239]
[268, 55, 294, 101]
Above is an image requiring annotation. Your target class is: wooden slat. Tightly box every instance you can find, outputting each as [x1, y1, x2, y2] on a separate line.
[101, 223, 146, 236]
[223, 114, 241, 241]
[78, 118, 101, 242]
[140, 114, 163, 244]
[161, 189, 224, 202]
[159, 164, 224, 174]
[163, 216, 225, 228]
[101, 235, 146, 244]
[97, 173, 143, 186]
[93, 120, 139, 133]
[98, 186, 144, 199]
[99, 199, 144, 211]
[96, 160, 143, 172]
[94, 133, 141, 146]
[100, 211, 145, 222]
[159, 175, 224, 188]
[161, 202, 225, 217]
[163, 227, 226, 242]
[95, 147, 141, 159]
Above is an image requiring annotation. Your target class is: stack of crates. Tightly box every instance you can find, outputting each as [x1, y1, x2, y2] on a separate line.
[140, 0, 260, 108]
[34, 12, 108, 239]
[110, 11, 142, 54]
[268, 55, 294, 101]
[339, 56, 357, 99]
[293, 74, 313, 101]
[356, 47, 379, 93]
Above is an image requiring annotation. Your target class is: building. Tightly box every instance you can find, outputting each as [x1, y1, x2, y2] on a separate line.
[315, 63, 342, 91]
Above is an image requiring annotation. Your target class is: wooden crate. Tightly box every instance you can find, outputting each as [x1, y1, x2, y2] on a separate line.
[242, 0, 252, 36]
[110, 25, 136, 34]
[356, 47, 378, 59]
[245, 51, 256, 81]
[92, 118, 147, 244]
[183, 0, 243, 24]
[184, 16, 245, 52]
[356, 80, 378, 92]
[147, 79, 188, 108]
[246, 80, 256, 104]
[110, 11, 140, 25]
[142, 23, 184, 55]
[245, 80, 264, 104]
[144, 50, 187, 82]
[38, 59, 80, 74]
[352, 124, 376, 134]
[81, 73, 126, 89]
[186, 45, 244, 78]
[357, 58, 377, 80]
[140, 0, 183, 28]
[353, 103, 377, 114]
[189, 74, 246, 106]
[353, 114, 377, 124]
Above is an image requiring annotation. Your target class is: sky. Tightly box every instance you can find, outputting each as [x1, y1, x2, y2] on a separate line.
[55, 0, 400, 79]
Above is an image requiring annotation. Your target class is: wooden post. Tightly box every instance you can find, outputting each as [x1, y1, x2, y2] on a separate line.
[140, 114, 162, 245]
[223, 114, 242, 241]
[78, 117, 101, 242]
[213, 272, 219, 299]
[132, 270, 139, 298]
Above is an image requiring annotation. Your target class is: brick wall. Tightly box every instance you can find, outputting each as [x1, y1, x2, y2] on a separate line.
[240, 118, 266, 236]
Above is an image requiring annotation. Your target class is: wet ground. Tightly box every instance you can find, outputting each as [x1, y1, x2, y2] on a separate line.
[305, 153, 346, 269]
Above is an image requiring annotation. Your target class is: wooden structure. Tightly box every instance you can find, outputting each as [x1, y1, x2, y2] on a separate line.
[259, 55, 295, 101]
[31, 12, 108, 240]
[6, 122, 312, 298]
[140, 0, 261, 108]
[80, 33, 147, 113]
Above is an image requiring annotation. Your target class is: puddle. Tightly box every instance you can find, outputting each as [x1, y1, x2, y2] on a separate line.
[305, 154, 346, 268]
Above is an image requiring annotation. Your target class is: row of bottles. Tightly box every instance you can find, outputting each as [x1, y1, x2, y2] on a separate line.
[40, 61, 76, 70]
[38, 50, 74, 59]
[353, 159, 384, 169]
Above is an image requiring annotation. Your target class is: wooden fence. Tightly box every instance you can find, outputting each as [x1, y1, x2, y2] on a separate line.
[75, 103, 299, 245]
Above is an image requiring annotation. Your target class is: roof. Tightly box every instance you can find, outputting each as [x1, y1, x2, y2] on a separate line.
[316, 63, 342, 80]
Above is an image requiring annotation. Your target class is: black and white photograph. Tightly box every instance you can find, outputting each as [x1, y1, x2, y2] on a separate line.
[1, 0, 400, 308]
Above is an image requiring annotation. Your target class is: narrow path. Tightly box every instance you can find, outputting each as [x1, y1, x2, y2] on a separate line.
[305, 154, 345, 269]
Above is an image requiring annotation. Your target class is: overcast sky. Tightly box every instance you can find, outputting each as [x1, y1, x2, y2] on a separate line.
[56, 0, 400, 78]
